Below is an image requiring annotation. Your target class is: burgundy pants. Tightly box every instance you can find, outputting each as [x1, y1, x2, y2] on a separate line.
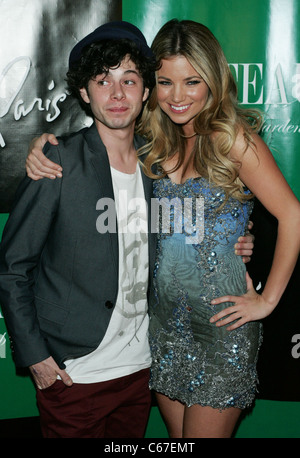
[36, 368, 151, 438]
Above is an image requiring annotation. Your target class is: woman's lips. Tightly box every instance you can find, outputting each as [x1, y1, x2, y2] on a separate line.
[169, 103, 191, 114]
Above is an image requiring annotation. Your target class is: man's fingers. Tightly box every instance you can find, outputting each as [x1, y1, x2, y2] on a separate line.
[59, 370, 73, 387]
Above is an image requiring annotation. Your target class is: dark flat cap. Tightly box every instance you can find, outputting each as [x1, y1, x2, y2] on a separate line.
[69, 21, 153, 68]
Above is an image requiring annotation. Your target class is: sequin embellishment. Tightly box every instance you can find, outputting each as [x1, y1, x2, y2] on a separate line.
[149, 177, 262, 410]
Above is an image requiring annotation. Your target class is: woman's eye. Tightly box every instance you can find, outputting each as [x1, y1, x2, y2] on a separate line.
[187, 80, 201, 85]
[158, 80, 171, 86]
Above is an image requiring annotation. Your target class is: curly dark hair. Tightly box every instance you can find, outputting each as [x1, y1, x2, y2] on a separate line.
[66, 38, 156, 116]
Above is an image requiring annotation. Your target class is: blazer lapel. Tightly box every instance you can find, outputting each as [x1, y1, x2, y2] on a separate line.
[83, 124, 119, 274]
[84, 124, 115, 200]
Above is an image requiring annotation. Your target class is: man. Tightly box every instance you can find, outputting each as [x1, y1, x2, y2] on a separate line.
[0, 21, 156, 438]
[0, 21, 254, 438]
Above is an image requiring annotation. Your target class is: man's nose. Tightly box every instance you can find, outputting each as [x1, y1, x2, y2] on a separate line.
[111, 82, 125, 100]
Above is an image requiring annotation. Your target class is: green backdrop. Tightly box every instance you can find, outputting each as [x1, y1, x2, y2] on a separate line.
[1, 0, 299, 438]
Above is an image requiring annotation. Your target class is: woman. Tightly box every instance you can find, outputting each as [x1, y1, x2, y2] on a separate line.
[25, 20, 300, 438]
[136, 19, 300, 438]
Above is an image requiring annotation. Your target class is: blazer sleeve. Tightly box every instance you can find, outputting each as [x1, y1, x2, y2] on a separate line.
[0, 143, 62, 367]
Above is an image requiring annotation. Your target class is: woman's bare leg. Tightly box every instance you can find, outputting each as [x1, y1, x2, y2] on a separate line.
[156, 391, 241, 438]
[183, 404, 241, 438]
[155, 392, 185, 438]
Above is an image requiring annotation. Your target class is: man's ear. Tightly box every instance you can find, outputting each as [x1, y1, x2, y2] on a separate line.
[80, 87, 90, 104]
[142, 87, 150, 102]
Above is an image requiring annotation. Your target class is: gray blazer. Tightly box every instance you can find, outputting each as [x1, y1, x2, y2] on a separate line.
[0, 123, 156, 368]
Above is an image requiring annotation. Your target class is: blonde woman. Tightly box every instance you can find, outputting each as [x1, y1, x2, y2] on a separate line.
[136, 19, 300, 438]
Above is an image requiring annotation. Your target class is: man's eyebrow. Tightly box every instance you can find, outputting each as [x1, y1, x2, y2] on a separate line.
[123, 69, 141, 77]
[100, 68, 141, 78]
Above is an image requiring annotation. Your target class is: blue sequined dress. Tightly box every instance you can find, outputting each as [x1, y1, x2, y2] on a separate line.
[149, 177, 262, 410]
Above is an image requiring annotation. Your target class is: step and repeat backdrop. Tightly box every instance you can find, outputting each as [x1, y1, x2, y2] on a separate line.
[0, 0, 299, 420]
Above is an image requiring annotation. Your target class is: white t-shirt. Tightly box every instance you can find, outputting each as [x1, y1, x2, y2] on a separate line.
[63, 164, 151, 383]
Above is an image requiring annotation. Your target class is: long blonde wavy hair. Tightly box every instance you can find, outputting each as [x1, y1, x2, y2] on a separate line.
[137, 19, 262, 202]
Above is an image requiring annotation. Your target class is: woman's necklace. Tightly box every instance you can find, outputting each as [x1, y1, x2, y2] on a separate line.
[179, 132, 197, 139]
